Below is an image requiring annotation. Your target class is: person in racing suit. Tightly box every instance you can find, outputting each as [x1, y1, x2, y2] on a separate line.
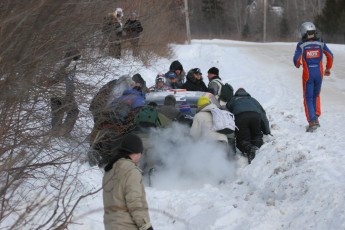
[293, 22, 333, 132]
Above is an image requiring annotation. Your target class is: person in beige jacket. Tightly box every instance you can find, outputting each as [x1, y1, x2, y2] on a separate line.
[103, 133, 153, 230]
[190, 96, 228, 143]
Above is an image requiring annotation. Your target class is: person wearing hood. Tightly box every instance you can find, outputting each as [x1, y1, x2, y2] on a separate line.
[182, 68, 208, 92]
[190, 96, 228, 146]
[167, 60, 185, 87]
[132, 73, 150, 93]
[226, 88, 271, 164]
[103, 133, 153, 230]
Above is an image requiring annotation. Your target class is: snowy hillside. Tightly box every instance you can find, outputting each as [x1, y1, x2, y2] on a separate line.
[71, 40, 345, 230]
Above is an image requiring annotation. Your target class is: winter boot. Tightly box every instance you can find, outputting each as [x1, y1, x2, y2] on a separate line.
[306, 119, 320, 132]
[248, 146, 258, 164]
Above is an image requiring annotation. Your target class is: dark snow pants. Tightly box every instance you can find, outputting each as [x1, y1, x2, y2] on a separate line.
[51, 96, 79, 136]
[235, 111, 263, 154]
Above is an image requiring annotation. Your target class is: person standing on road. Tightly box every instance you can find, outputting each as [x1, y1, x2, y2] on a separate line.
[293, 22, 333, 132]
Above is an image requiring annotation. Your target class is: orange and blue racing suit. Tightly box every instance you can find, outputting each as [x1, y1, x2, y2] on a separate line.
[293, 39, 333, 124]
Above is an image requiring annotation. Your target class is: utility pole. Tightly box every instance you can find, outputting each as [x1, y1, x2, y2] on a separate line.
[263, 0, 267, 42]
[184, 0, 191, 44]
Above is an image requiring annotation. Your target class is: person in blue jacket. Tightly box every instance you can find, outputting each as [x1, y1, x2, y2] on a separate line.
[293, 22, 333, 132]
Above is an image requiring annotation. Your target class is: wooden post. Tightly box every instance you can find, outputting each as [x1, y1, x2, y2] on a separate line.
[184, 0, 191, 44]
[263, 0, 267, 42]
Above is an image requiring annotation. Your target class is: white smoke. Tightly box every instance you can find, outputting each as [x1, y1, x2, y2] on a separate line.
[142, 123, 237, 189]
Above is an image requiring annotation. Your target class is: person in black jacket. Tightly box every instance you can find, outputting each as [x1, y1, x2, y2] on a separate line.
[226, 88, 271, 164]
[182, 68, 208, 92]
[123, 12, 143, 56]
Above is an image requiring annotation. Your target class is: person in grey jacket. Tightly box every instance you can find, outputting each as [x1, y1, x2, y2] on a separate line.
[226, 88, 270, 164]
[50, 48, 80, 136]
[103, 133, 153, 230]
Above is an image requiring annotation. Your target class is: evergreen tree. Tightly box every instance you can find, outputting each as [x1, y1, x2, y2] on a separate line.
[202, 0, 225, 18]
[201, 0, 226, 36]
[280, 16, 289, 39]
[338, 10, 345, 41]
[315, 0, 338, 34]
[242, 23, 250, 39]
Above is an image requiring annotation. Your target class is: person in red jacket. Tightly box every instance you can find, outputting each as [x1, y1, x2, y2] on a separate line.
[293, 22, 333, 132]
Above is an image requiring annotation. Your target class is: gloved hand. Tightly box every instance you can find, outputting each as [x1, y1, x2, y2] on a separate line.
[324, 68, 331, 76]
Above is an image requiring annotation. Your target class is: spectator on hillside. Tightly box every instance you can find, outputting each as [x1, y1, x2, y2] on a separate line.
[103, 133, 153, 230]
[101, 8, 124, 58]
[293, 21, 333, 132]
[123, 12, 143, 57]
[182, 68, 208, 92]
[226, 88, 271, 164]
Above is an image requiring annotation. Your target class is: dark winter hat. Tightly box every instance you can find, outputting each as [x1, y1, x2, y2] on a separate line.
[208, 67, 219, 75]
[164, 95, 176, 106]
[132, 73, 145, 86]
[169, 60, 183, 72]
[118, 133, 144, 154]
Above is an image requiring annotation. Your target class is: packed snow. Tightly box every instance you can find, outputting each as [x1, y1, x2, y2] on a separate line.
[71, 40, 345, 230]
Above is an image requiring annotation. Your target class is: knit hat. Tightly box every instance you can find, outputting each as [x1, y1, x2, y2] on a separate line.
[197, 96, 210, 108]
[118, 133, 144, 154]
[208, 67, 219, 75]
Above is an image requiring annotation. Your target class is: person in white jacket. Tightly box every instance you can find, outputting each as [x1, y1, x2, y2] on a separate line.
[190, 96, 229, 155]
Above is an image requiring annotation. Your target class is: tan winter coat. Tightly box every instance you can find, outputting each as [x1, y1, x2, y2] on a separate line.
[190, 103, 228, 142]
[103, 158, 152, 230]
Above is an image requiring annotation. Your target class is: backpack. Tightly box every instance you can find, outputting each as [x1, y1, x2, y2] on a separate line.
[135, 106, 160, 128]
[214, 79, 234, 102]
[209, 107, 237, 134]
[220, 83, 234, 102]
